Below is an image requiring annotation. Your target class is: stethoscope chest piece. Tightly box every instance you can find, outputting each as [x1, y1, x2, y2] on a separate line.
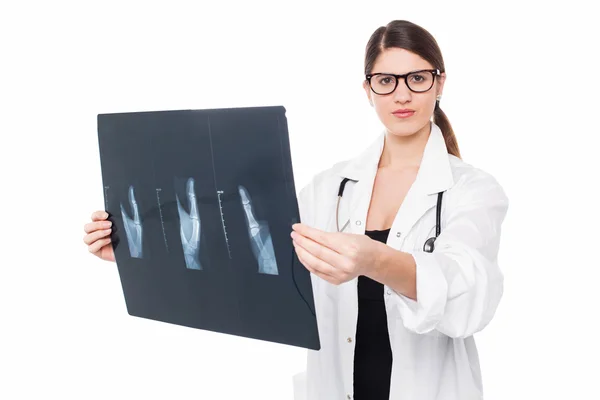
[423, 236, 436, 253]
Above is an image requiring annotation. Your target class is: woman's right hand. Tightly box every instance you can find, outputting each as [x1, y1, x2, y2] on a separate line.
[83, 210, 115, 262]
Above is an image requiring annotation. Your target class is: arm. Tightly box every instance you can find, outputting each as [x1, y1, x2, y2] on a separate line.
[368, 172, 509, 338]
[368, 245, 417, 300]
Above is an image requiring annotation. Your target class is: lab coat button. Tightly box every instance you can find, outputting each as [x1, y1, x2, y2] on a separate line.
[346, 337, 352, 343]
[355, 220, 361, 226]
[396, 231, 401, 238]
[387, 290, 391, 295]
[347, 395, 352, 399]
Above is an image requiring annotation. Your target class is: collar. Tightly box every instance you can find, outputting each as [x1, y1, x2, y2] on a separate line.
[336, 121, 454, 195]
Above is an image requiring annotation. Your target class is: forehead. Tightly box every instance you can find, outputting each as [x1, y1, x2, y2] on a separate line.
[371, 48, 433, 74]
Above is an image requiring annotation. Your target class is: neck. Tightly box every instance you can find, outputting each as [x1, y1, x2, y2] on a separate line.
[379, 122, 431, 170]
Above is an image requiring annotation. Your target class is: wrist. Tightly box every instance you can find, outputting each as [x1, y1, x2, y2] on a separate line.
[365, 241, 391, 281]
[365, 243, 417, 300]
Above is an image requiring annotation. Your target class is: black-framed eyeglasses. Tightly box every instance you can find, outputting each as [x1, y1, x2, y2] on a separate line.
[365, 69, 441, 95]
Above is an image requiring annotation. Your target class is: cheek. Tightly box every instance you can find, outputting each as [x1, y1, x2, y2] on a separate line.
[374, 104, 388, 120]
[412, 97, 437, 121]
[415, 95, 436, 112]
[373, 97, 394, 117]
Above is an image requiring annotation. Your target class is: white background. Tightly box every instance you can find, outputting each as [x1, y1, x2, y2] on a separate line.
[1, 1, 599, 399]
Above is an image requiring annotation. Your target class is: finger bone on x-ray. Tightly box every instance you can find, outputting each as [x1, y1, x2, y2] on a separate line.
[176, 177, 202, 270]
[120, 185, 143, 258]
[238, 185, 279, 275]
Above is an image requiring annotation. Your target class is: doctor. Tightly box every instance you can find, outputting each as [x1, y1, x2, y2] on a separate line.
[288, 20, 509, 400]
[82, 19, 509, 400]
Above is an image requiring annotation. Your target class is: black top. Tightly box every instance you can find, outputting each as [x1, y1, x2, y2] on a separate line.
[353, 228, 393, 400]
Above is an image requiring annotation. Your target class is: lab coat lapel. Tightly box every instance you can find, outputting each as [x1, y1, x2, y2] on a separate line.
[336, 132, 383, 235]
[388, 123, 454, 244]
[387, 178, 438, 246]
[346, 172, 377, 235]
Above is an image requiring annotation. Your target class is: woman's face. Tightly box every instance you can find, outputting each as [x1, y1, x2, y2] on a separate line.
[363, 48, 445, 137]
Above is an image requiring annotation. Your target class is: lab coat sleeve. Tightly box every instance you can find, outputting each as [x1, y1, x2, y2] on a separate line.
[391, 171, 509, 338]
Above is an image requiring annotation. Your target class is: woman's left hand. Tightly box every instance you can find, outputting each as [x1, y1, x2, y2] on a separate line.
[291, 223, 383, 285]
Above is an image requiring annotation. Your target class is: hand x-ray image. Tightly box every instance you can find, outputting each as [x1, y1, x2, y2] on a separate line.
[97, 106, 319, 350]
[238, 185, 278, 275]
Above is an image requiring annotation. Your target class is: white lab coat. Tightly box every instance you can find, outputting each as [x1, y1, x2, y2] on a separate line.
[292, 122, 509, 400]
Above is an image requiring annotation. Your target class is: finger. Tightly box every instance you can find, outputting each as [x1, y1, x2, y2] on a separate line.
[291, 231, 347, 271]
[293, 240, 339, 278]
[83, 228, 112, 245]
[88, 237, 112, 254]
[129, 186, 140, 224]
[187, 178, 199, 221]
[120, 201, 131, 222]
[84, 220, 112, 234]
[306, 264, 340, 285]
[292, 223, 342, 251]
[295, 246, 338, 284]
[176, 192, 186, 217]
[91, 210, 109, 221]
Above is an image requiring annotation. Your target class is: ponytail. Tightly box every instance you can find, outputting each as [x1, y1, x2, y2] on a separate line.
[434, 103, 461, 159]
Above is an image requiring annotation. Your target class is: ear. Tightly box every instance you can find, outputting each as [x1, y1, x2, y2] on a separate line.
[363, 80, 373, 105]
[436, 72, 446, 97]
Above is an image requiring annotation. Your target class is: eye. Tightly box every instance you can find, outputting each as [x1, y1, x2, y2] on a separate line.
[409, 74, 426, 82]
[377, 76, 394, 85]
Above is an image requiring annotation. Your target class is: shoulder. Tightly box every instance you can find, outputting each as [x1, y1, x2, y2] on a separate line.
[447, 154, 509, 208]
[298, 160, 347, 200]
[296, 159, 350, 225]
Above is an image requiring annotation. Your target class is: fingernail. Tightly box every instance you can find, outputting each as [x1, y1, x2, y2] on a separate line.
[104, 221, 112, 228]
[103, 212, 109, 219]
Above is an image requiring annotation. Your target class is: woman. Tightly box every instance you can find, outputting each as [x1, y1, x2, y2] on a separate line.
[84, 20, 509, 400]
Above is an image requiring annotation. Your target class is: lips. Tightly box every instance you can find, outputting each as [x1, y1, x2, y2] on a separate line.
[392, 110, 415, 118]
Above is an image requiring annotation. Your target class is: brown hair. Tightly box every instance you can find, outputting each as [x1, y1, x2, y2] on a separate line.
[364, 20, 461, 159]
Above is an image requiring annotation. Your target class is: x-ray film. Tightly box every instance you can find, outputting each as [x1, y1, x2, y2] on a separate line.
[97, 105, 319, 350]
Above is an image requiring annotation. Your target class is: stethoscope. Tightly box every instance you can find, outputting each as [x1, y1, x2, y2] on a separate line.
[336, 177, 444, 253]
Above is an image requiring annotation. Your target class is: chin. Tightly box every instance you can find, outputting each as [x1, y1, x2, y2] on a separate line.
[385, 118, 429, 137]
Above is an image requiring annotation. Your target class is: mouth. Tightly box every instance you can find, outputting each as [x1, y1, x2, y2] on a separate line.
[392, 110, 415, 118]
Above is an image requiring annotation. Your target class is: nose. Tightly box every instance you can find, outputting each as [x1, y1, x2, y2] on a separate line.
[392, 79, 412, 103]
